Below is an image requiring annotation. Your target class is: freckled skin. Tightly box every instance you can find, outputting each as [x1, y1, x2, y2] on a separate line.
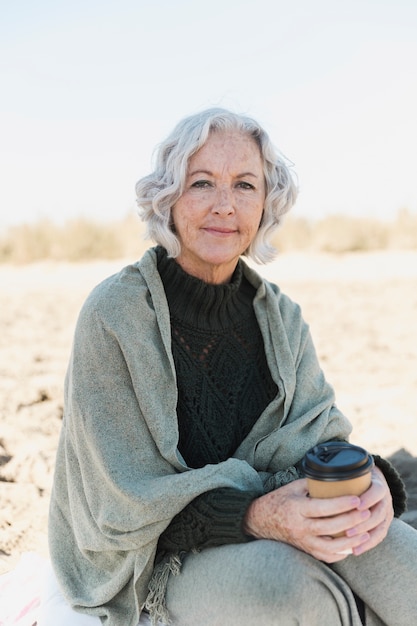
[172, 130, 265, 285]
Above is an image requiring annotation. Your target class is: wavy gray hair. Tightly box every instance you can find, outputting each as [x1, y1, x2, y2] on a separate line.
[135, 108, 298, 263]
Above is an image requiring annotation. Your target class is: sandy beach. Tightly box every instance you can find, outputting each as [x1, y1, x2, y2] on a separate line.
[1, 250, 417, 575]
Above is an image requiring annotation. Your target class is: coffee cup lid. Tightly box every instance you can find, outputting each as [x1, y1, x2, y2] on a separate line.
[302, 441, 374, 481]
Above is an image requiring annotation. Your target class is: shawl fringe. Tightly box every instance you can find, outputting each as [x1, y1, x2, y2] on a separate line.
[145, 553, 183, 625]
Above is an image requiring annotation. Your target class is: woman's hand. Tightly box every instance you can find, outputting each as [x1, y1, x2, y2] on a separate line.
[347, 466, 394, 556]
[243, 469, 394, 564]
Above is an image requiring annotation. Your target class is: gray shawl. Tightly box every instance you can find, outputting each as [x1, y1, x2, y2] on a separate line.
[48, 248, 352, 625]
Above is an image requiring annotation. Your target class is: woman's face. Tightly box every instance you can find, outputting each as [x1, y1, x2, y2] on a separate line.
[171, 130, 266, 284]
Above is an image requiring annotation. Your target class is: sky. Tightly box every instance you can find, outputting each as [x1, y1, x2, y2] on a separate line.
[1, 0, 417, 229]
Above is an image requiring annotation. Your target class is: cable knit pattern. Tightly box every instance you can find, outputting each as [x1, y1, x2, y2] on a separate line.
[156, 248, 278, 554]
[157, 487, 258, 554]
[157, 247, 277, 469]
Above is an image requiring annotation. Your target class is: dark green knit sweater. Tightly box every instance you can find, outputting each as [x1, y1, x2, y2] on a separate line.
[155, 248, 407, 555]
[156, 247, 277, 553]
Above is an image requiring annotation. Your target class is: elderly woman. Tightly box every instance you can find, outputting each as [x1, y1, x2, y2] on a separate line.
[47, 108, 416, 626]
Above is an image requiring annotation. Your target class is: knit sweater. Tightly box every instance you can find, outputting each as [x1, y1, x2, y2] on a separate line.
[156, 246, 277, 468]
[156, 247, 278, 552]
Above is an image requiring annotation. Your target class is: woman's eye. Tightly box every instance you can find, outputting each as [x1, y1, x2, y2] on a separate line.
[237, 181, 255, 190]
[191, 180, 212, 189]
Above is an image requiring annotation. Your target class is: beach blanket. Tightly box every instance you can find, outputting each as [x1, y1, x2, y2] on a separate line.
[0, 553, 45, 626]
[0, 553, 153, 626]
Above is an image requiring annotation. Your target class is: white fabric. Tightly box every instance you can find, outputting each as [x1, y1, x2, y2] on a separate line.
[0, 552, 46, 626]
[38, 562, 153, 625]
[0, 553, 153, 626]
[37, 562, 102, 625]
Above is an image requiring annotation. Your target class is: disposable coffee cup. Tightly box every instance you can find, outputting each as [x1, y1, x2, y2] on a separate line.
[302, 442, 374, 540]
[302, 441, 374, 499]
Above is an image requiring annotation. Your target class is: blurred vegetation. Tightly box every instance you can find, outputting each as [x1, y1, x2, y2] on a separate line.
[273, 208, 417, 254]
[0, 208, 416, 264]
[0, 213, 149, 264]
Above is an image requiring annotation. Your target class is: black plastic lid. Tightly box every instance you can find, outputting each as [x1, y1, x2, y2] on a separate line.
[302, 441, 374, 481]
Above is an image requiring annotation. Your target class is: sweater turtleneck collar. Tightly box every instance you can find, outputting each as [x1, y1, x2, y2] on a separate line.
[155, 246, 256, 331]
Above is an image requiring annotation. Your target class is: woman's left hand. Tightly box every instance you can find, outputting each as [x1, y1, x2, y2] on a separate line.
[345, 466, 394, 556]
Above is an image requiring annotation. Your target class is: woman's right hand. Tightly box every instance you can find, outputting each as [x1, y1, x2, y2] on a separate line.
[243, 478, 372, 563]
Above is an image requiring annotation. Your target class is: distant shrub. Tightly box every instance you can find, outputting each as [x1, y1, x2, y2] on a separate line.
[311, 215, 388, 253]
[0, 219, 58, 263]
[0, 213, 149, 264]
[389, 208, 417, 249]
[272, 209, 417, 254]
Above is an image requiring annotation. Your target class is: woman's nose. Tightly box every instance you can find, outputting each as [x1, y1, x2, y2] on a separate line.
[212, 187, 235, 215]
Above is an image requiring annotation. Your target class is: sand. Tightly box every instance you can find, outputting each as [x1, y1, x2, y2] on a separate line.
[1, 250, 417, 575]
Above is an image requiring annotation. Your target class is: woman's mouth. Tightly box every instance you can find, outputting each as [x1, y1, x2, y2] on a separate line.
[203, 227, 237, 237]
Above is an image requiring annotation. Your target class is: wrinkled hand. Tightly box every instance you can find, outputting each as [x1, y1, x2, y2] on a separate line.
[348, 466, 394, 555]
[243, 467, 393, 563]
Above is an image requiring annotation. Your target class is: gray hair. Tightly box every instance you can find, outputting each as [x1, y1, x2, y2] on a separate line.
[135, 108, 298, 263]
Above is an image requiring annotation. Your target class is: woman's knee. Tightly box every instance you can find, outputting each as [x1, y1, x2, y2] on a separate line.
[241, 541, 350, 616]
[167, 541, 360, 625]
[227, 540, 313, 606]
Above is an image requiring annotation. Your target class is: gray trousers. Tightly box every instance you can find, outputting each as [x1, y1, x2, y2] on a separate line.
[164, 519, 417, 626]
